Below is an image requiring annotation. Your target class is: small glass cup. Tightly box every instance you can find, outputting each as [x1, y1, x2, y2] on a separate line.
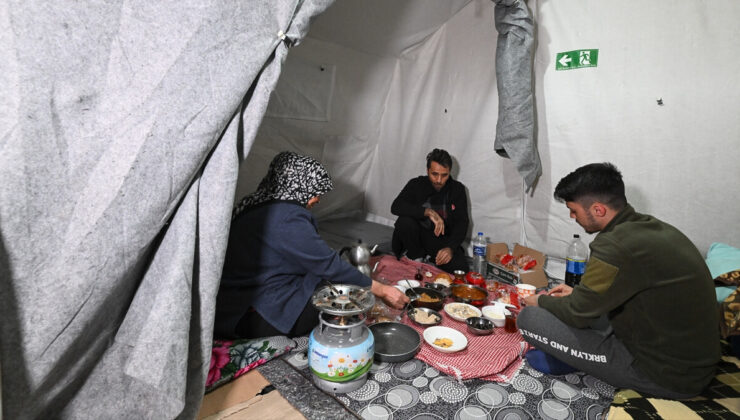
[504, 313, 518, 333]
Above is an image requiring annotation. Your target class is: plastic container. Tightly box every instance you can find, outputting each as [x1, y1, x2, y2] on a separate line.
[472, 232, 486, 274]
[565, 234, 588, 287]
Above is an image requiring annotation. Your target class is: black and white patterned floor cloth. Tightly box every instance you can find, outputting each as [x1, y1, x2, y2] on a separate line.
[279, 337, 614, 420]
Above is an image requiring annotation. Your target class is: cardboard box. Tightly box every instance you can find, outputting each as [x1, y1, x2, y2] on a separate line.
[485, 243, 548, 289]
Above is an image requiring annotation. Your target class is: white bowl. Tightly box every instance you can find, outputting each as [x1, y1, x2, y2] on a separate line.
[398, 279, 421, 289]
[443, 302, 482, 322]
[423, 326, 468, 353]
[394, 284, 408, 293]
[481, 305, 510, 328]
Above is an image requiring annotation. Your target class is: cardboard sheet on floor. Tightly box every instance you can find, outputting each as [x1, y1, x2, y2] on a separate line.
[198, 370, 305, 420]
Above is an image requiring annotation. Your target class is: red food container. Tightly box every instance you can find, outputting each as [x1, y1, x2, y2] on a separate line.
[452, 270, 466, 284]
[510, 290, 520, 309]
[465, 271, 485, 288]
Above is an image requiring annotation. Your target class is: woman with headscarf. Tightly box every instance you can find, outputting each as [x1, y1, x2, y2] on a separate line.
[215, 151, 408, 339]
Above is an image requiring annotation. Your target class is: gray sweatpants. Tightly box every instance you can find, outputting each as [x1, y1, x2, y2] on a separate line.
[517, 306, 695, 399]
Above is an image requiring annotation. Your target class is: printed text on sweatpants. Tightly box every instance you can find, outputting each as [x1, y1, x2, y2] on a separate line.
[520, 329, 608, 363]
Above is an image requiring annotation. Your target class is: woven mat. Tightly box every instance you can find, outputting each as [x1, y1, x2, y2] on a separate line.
[608, 341, 740, 419]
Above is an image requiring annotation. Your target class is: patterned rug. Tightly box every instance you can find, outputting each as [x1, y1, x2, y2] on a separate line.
[283, 337, 614, 419]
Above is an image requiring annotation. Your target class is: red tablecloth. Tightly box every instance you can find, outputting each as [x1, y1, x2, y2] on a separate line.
[370, 255, 531, 382]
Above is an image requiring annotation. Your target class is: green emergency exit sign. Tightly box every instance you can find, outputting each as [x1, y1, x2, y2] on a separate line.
[556, 49, 599, 70]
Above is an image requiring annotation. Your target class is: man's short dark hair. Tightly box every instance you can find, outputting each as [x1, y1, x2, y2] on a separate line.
[554, 162, 627, 210]
[426, 148, 452, 170]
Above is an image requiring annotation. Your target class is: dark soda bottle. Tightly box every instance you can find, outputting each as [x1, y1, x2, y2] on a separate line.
[565, 234, 588, 287]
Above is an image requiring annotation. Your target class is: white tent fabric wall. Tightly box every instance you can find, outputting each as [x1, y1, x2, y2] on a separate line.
[0, 0, 334, 417]
[249, 0, 740, 258]
[235, 38, 399, 219]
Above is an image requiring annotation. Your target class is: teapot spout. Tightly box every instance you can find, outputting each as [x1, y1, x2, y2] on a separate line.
[369, 244, 379, 254]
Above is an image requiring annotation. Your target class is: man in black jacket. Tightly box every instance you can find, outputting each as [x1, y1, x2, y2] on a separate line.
[391, 149, 469, 272]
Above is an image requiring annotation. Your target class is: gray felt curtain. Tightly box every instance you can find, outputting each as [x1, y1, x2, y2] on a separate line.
[492, 0, 541, 190]
[0, 0, 333, 418]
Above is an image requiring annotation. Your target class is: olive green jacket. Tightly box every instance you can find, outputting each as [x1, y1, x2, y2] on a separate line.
[540, 205, 720, 395]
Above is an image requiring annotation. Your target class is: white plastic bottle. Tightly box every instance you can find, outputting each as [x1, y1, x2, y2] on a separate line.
[565, 234, 588, 287]
[472, 232, 487, 274]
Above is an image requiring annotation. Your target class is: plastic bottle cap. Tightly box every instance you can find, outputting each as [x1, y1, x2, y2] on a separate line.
[478, 232, 483, 235]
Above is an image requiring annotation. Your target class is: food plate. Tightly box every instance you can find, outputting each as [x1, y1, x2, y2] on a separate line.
[444, 302, 482, 322]
[423, 326, 468, 353]
[397, 279, 421, 289]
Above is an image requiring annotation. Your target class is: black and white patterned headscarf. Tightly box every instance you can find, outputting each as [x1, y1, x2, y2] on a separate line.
[232, 151, 333, 219]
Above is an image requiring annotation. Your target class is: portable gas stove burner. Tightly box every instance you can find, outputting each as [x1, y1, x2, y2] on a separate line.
[311, 284, 375, 316]
[308, 284, 376, 393]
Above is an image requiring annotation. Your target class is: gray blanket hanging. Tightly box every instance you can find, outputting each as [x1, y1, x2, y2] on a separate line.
[0, 0, 333, 417]
[492, 0, 542, 190]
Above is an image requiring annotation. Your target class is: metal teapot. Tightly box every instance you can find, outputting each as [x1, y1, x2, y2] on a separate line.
[340, 240, 378, 266]
[340, 240, 379, 276]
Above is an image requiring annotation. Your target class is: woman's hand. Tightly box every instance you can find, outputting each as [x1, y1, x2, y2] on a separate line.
[547, 284, 573, 297]
[371, 280, 409, 309]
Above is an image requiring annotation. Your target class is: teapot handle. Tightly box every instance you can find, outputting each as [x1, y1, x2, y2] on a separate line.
[339, 246, 350, 257]
[370, 244, 379, 254]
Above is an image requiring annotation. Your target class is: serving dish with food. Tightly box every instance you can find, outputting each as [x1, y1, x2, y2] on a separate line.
[422, 326, 468, 353]
[443, 302, 482, 322]
[449, 283, 488, 306]
[406, 287, 445, 311]
[481, 304, 510, 327]
[407, 307, 442, 327]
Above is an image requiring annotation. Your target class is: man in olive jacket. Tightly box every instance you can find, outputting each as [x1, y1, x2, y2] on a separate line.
[519, 162, 719, 399]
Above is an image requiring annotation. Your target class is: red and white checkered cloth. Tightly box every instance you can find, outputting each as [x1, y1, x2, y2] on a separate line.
[370, 254, 447, 285]
[404, 311, 530, 382]
[370, 255, 531, 382]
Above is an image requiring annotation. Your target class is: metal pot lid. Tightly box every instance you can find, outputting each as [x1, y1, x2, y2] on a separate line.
[311, 284, 375, 315]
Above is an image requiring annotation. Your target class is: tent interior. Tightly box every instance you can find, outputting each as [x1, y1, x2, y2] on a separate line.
[245, 0, 739, 258]
[1, 0, 739, 417]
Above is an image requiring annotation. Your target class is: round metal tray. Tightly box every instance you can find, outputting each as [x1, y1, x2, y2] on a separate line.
[370, 322, 421, 363]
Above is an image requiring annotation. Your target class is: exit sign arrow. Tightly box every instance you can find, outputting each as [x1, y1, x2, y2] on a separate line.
[558, 55, 572, 67]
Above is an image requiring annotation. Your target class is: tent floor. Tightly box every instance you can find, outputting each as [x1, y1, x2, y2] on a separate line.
[317, 216, 395, 254]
